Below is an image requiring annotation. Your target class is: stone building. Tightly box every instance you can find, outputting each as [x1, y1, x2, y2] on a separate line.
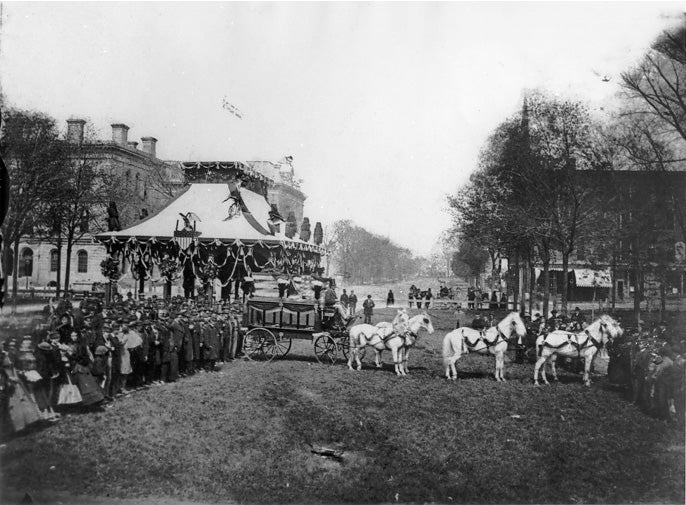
[7, 122, 310, 296]
[7, 119, 182, 295]
[246, 160, 306, 226]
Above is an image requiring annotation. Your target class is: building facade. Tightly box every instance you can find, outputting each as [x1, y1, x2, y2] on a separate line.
[7, 122, 309, 295]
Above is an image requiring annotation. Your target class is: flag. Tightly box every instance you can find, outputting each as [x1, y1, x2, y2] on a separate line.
[222, 97, 243, 118]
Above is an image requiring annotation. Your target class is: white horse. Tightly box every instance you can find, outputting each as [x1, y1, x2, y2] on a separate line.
[442, 312, 527, 381]
[374, 313, 435, 375]
[348, 311, 434, 376]
[533, 314, 623, 386]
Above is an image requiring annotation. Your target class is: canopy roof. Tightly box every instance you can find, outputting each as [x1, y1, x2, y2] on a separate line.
[573, 268, 612, 288]
[536, 267, 612, 288]
[95, 183, 323, 254]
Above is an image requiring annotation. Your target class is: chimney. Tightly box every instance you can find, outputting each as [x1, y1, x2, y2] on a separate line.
[66, 118, 86, 144]
[127, 141, 139, 150]
[140, 137, 157, 158]
[111, 123, 129, 145]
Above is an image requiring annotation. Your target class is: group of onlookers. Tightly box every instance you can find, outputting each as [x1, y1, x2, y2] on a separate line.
[0, 292, 243, 439]
[466, 287, 508, 310]
[607, 320, 685, 424]
[408, 285, 433, 309]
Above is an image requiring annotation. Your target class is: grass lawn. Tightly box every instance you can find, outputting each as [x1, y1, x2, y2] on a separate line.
[1, 307, 684, 504]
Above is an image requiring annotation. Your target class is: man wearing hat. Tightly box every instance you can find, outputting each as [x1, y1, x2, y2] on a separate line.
[546, 310, 560, 332]
[570, 307, 586, 331]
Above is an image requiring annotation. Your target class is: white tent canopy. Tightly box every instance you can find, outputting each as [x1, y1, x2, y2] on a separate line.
[97, 183, 322, 253]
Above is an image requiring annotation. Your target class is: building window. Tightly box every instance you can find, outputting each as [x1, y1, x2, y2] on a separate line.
[19, 248, 33, 277]
[50, 249, 59, 272]
[135, 173, 140, 196]
[77, 250, 88, 273]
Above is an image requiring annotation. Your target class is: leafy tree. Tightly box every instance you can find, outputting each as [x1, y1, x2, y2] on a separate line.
[0, 108, 66, 308]
[451, 239, 488, 283]
[525, 93, 611, 315]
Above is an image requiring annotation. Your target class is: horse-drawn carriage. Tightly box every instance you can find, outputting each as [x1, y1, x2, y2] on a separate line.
[240, 296, 359, 364]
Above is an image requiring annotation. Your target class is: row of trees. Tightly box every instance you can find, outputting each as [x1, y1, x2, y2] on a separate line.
[448, 23, 686, 323]
[325, 220, 422, 283]
[0, 106, 171, 303]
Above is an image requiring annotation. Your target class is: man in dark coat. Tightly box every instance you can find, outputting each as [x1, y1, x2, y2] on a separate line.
[323, 283, 337, 307]
[363, 295, 375, 324]
[349, 291, 358, 315]
[471, 313, 486, 331]
[340, 289, 349, 309]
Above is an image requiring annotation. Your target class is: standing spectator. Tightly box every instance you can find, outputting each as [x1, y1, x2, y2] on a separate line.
[416, 291, 423, 309]
[125, 322, 144, 388]
[490, 291, 499, 310]
[148, 324, 163, 384]
[386, 290, 395, 307]
[363, 295, 375, 324]
[424, 288, 432, 309]
[117, 322, 133, 394]
[349, 291, 358, 316]
[467, 287, 475, 310]
[340, 289, 349, 310]
[454, 306, 463, 329]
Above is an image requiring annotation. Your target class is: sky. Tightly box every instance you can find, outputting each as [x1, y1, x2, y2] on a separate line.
[0, 2, 683, 256]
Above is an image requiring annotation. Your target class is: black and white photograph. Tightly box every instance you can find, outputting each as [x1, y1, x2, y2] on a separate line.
[0, 2, 684, 504]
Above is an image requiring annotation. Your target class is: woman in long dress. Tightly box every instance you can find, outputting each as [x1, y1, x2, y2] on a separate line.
[1, 351, 42, 436]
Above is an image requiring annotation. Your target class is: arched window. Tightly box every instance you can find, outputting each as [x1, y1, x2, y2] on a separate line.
[50, 249, 59, 272]
[19, 248, 33, 277]
[77, 250, 88, 273]
[135, 173, 140, 195]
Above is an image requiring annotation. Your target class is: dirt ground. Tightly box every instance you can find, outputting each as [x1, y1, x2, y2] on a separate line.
[1, 305, 684, 504]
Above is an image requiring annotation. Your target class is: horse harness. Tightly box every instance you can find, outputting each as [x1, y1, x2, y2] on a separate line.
[383, 329, 417, 348]
[464, 327, 506, 349]
[541, 329, 604, 358]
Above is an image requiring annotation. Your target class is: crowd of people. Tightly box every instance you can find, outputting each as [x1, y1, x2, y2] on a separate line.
[607, 319, 685, 423]
[466, 287, 508, 310]
[0, 291, 243, 439]
[407, 285, 433, 309]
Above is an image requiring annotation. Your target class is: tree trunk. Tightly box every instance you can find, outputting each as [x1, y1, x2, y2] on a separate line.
[512, 252, 519, 310]
[12, 235, 19, 314]
[561, 251, 570, 317]
[542, 259, 550, 319]
[660, 270, 667, 320]
[633, 258, 641, 328]
[55, 238, 62, 298]
[64, 242, 73, 297]
[529, 262, 535, 316]
[610, 253, 616, 312]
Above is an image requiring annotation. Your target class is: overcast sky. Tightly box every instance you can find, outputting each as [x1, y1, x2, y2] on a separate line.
[0, 2, 682, 256]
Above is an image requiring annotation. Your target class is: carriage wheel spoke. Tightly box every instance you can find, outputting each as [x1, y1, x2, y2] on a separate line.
[314, 335, 338, 364]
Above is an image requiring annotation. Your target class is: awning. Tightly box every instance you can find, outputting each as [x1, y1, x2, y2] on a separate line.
[573, 268, 612, 288]
[534, 267, 612, 288]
